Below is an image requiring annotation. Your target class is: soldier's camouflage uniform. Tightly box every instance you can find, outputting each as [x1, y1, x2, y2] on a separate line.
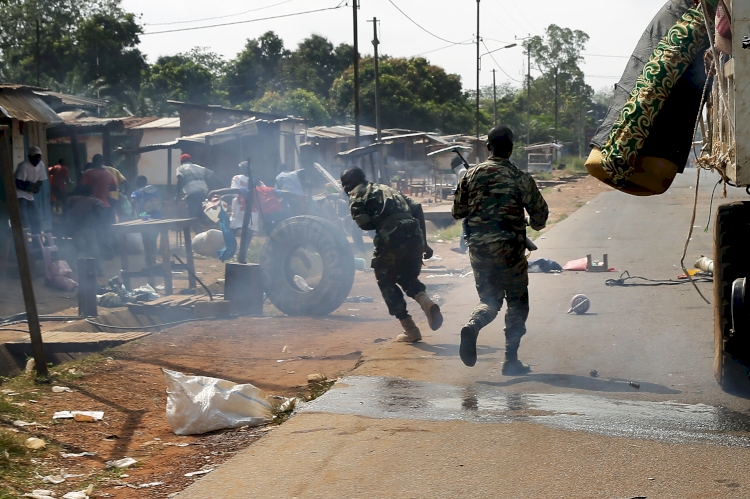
[452, 157, 548, 348]
[349, 181, 425, 320]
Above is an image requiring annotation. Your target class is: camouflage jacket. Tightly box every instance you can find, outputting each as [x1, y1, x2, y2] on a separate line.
[452, 157, 548, 241]
[348, 181, 422, 245]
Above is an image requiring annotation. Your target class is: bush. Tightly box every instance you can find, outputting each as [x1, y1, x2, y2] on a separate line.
[560, 155, 586, 173]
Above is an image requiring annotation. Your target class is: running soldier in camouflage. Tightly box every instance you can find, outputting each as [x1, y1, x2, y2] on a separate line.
[341, 167, 443, 342]
[452, 126, 549, 373]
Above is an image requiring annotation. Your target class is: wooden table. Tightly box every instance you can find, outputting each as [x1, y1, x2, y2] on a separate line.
[111, 218, 196, 295]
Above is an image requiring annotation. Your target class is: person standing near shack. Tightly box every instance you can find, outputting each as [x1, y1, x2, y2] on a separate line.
[48, 157, 70, 214]
[93, 154, 129, 221]
[341, 166, 442, 343]
[175, 153, 210, 230]
[81, 155, 117, 259]
[15, 146, 47, 235]
[452, 126, 548, 373]
[65, 184, 105, 276]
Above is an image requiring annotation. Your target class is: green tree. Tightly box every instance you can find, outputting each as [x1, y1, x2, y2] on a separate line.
[525, 24, 596, 154]
[224, 31, 290, 105]
[253, 89, 331, 125]
[0, 0, 146, 100]
[283, 35, 353, 98]
[144, 48, 226, 114]
[75, 12, 147, 101]
[330, 56, 474, 134]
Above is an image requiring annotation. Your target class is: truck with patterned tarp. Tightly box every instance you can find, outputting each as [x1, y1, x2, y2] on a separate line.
[585, 0, 749, 390]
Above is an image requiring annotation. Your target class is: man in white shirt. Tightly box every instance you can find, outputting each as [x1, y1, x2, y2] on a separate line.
[15, 146, 46, 234]
[275, 164, 305, 196]
[226, 161, 259, 233]
[275, 164, 306, 214]
[175, 153, 210, 230]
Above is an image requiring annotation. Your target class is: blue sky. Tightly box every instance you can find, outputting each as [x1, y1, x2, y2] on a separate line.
[123, 0, 664, 94]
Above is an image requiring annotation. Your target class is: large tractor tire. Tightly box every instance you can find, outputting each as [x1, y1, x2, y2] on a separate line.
[714, 201, 750, 392]
[260, 216, 355, 316]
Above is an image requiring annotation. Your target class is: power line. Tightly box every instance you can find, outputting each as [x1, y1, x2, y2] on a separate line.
[141, 5, 345, 35]
[386, 0, 469, 45]
[506, 0, 539, 34]
[481, 40, 522, 83]
[480, 6, 515, 36]
[417, 38, 475, 57]
[483, 37, 516, 45]
[144, 0, 298, 26]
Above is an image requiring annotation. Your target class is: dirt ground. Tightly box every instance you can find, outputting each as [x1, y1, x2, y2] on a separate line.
[0, 173, 611, 498]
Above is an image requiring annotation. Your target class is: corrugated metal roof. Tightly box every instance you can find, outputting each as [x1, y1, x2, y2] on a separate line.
[58, 110, 88, 121]
[525, 143, 564, 151]
[178, 118, 258, 145]
[0, 88, 62, 123]
[307, 125, 378, 139]
[33, 90, 107, 108]
[131, 117, 180, 129]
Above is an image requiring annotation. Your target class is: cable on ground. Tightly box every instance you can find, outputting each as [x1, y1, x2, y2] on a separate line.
[605, 270, 712, 287]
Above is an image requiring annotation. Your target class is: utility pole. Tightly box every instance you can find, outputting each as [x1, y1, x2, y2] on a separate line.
[476, 0, 480, 142]
[515, 34, 533, 150]
[35, 20, 41, 87]
[352, 0, 360, 146]
[554, 66, 559, 143]
[369, 17, 382, 141]
[492, 69, 497, 127]
[526, 45, 531, 147]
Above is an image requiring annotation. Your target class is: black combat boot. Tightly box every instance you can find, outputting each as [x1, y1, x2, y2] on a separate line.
[459, 322, 480, 367]
[502, 338, 531, 375]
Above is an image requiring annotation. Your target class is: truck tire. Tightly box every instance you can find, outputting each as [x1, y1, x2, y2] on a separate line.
[260, 216, 355, 316]
[714, 201, 750, 392]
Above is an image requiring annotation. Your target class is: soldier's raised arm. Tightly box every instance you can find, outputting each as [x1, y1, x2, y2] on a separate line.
[522, 176, 549, 231]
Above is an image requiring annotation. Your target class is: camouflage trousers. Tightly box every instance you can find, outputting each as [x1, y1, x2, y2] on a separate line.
[467, 237, 529, 352]
[371, 236, 426, 320]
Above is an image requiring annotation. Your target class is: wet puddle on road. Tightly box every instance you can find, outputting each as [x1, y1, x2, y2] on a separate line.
[302, 376, 750, 446]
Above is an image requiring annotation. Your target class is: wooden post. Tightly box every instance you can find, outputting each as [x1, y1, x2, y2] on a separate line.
[70, 131, 82, 183]
[0, 129, 48, 376]
[77, 258, 97, 317]
[237, 157, 255, 264]
[160, 230, 173, 295]
[183, 226, 196, 289]
[102, 127, 112, 166]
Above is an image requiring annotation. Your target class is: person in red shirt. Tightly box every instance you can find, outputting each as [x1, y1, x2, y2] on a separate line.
[209, 179, 289, 235]
[81, 159, 117, 259]
[81, 161, 116, 207]
[48, 158, 70, 213]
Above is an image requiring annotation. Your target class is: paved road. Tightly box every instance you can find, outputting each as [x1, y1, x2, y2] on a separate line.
[178, 171, 750, 498]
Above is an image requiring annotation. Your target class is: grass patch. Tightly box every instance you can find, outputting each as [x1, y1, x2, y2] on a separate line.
[429, 222, 462, 242]
[0, 399, 21, 416]
[0, 429, 34, 498]
[560, 155, 587, 174]
[533, 172, 554, 181]
[527, 228, 542, 241]
[575, 202, 584, 208]
[557, 213, 569, 222]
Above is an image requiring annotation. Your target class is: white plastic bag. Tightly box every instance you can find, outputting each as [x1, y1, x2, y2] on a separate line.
[191, 229, 225, 257]
[163, 369, 271, 435]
